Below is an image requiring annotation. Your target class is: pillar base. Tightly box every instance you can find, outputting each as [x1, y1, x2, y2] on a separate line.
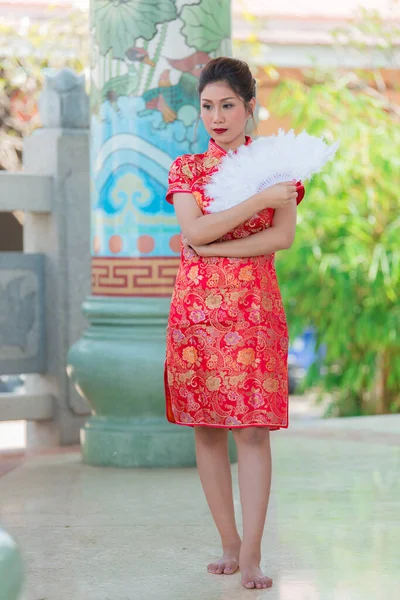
[68, 297, 238, 468]
[81, 416, 237, 468]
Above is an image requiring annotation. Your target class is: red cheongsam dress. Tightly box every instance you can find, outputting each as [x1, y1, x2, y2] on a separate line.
[164, 136, 305, 429]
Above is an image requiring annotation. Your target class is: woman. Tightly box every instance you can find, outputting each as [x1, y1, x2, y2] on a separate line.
[165, 57, 304, 590]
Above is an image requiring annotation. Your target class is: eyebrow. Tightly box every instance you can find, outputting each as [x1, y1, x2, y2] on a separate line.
[201, 97, 236, 102]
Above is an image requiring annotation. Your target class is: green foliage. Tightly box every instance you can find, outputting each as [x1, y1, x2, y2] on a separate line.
[270, 77, 400, 415]
[236, 1, 400, 416]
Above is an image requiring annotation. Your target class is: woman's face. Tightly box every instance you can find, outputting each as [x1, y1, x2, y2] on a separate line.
[200, 81, 255, 151]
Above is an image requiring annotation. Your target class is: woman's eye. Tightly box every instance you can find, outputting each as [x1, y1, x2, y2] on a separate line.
[202, 104, 211, 110]
[223, 104, 233, 109]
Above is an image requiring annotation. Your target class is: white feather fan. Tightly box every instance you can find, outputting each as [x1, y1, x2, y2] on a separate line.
[205, 129, 339, 213]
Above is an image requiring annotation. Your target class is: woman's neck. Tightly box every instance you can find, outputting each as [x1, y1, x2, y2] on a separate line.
[215, 132, 247, 153]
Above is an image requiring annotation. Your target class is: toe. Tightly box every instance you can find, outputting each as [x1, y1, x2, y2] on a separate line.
[244, 581, 255, 589]
[216, 566, 224, 574]
[263, 577, 273, 588]
[224, 567, 232, 574]
[207, 563, 217, 573]
[224, 565, 235, 574]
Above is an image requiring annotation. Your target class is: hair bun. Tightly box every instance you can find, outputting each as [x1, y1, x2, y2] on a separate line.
[198, 57, 256, 104]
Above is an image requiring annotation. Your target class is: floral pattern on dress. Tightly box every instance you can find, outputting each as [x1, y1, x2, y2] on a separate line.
[165, 137, 305, 429]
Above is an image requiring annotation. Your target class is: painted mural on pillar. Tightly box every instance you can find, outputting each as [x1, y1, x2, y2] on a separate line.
[90, 0, 231, 297]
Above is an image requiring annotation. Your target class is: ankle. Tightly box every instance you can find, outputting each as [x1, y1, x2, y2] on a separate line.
[239, 544, 261, 564]
[221, 535, 241, 551]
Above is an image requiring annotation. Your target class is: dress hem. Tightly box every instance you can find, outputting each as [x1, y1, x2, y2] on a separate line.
[166, 415, 288, 431]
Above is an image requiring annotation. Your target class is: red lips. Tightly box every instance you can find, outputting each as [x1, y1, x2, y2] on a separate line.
[213, 129, 227, 134]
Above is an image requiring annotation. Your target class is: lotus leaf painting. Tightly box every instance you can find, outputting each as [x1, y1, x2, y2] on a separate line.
[90, 0, 231, 297]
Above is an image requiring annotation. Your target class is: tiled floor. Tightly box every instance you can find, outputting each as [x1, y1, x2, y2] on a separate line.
[0, 415, 399, 600]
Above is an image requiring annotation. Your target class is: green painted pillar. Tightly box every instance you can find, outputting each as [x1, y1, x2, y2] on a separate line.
[0, 527, 24, 600]
[67, 0, 235, 467]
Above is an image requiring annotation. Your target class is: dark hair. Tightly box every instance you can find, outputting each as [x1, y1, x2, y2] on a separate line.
[198, 57, 256, 101]
[198, 56, 257, 130]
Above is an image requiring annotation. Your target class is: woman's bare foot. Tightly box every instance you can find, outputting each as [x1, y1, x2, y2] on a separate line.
[207, 541, 241, 575]
[240, 554, 273, 589]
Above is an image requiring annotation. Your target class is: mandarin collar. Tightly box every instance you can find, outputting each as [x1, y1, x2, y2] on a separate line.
[207, 136, 252, 158]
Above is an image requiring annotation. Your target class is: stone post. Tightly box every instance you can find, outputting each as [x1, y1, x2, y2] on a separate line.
[24, 68, 91, 447]
[67, 0, 234, 467]
[0, 527, 24, 600]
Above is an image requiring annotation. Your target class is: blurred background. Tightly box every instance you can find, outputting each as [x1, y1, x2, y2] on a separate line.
[0, 0, 399, 441]
[0, 3, 399, 600]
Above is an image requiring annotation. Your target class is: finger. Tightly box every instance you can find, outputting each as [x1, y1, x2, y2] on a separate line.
[283, 194, 297, 204]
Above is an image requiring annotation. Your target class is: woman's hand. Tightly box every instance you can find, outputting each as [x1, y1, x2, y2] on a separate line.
[190, 244, 210, 257]
[182, 236, 210, 257]
[256, 181, 298, 210]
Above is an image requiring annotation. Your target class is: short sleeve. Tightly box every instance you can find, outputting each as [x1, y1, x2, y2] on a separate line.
[296, 181, 305, 205]
[166, 155, 193, 204]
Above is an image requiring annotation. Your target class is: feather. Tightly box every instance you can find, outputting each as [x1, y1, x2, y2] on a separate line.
[205, 129, 339, 213]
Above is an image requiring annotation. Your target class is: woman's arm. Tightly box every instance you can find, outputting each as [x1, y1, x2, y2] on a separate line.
[191, 201, 297, 258]
[173, 181, 298, 247]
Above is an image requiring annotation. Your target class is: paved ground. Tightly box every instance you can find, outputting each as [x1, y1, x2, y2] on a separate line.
[0, 412, 399, 600]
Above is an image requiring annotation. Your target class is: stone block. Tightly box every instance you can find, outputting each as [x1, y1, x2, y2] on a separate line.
[0, 253, 45, 375]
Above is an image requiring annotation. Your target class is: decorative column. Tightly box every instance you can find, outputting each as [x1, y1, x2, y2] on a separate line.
[67, 0, 233, 467]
